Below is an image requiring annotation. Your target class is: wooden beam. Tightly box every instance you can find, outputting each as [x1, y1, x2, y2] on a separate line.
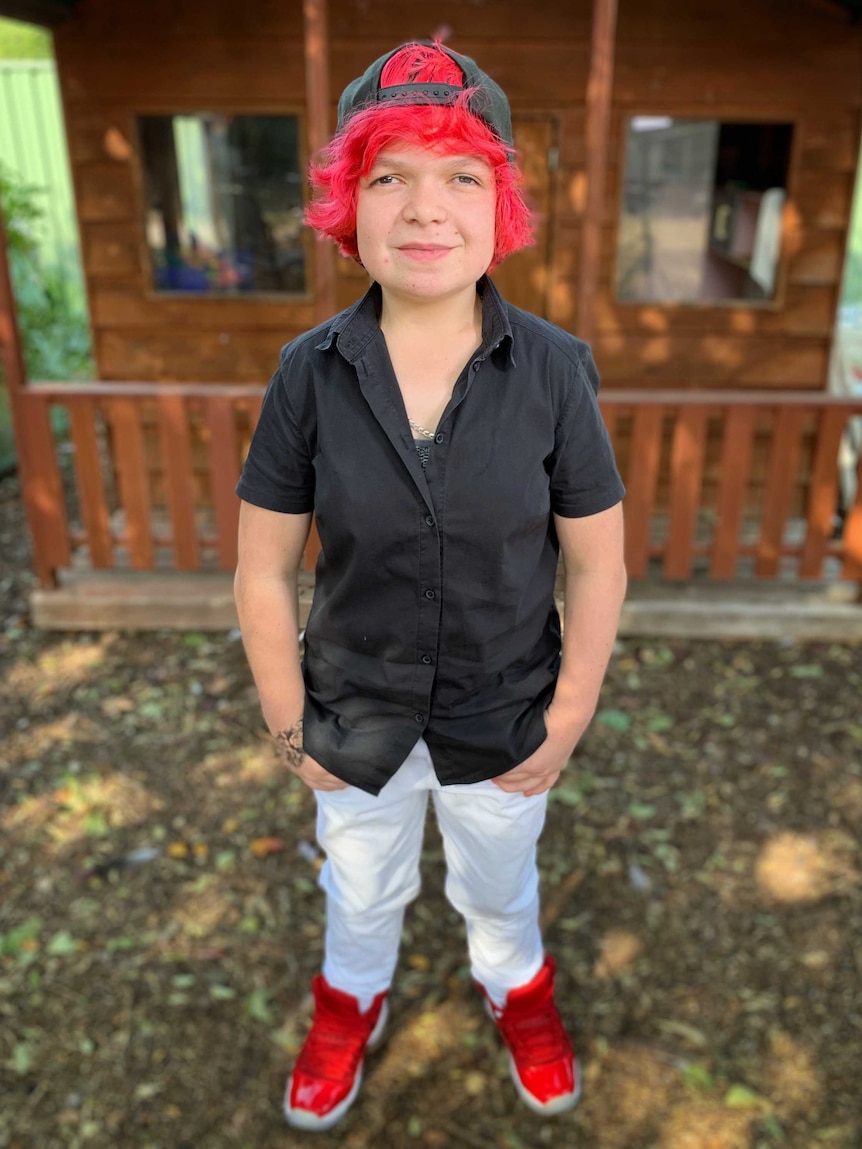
[303, 0, 337, 325]
[710, 406, 756, 579]
[623, 405, 663, 578]
[67, 398, 113, 569]
[664, 406, 708, 579]
[755, 408, 808, 578]
[205, 397, 241, 573]
[577, 0, 618, 347]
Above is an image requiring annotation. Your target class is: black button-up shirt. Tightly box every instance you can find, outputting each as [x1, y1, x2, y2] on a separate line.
[237, 277, 624, 794]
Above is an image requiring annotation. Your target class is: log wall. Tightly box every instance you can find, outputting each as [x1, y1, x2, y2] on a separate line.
[52, 0, 862, 389]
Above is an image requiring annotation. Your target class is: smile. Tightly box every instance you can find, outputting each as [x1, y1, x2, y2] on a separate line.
[397, 245, 453, 261]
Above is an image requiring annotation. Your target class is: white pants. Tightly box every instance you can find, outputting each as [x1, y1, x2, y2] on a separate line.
[315, 738, 548, 1008]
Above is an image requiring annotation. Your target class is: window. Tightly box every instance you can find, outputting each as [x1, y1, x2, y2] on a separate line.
[138, 114, 305, 294]
[617, 118, 793, 305]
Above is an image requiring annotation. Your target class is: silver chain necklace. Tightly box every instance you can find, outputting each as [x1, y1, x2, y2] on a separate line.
[408, 418, 436, 441]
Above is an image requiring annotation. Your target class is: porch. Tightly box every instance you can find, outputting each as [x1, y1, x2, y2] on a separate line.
[12, 377, 862, 635]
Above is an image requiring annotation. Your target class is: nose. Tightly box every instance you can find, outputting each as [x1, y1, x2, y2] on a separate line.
[402, 179, 447, 225]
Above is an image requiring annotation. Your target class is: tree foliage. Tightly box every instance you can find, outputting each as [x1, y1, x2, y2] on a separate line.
[0, 17, 52, 59]
[0, 162, 92, 381]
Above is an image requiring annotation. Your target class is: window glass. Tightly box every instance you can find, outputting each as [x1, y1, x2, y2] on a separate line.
[617, 118, 793, 304]
[138, 114, 305, 294]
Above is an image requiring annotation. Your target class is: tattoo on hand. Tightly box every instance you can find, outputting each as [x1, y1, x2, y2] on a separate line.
[276, 719, 304, 771]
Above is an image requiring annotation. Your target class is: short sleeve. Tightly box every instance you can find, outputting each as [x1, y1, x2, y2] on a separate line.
[549, 348, 626, 518]
[235, 347, 316, 514]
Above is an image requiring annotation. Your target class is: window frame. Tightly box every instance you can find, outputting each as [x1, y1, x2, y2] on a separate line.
[132, 104, 313, 303]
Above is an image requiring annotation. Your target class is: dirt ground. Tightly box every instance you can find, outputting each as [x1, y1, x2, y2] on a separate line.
[1, 471, 861, 1149]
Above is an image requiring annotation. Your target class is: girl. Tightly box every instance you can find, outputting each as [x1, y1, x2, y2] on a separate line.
[234, 41, 626, 1131]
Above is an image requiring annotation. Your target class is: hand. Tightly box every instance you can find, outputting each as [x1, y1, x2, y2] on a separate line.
[274, 720, 349, 791]
[492, 703, 590, 797]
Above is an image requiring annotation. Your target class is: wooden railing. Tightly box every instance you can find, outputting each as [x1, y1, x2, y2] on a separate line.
[604, 391, 862, 587]
[11, 382, 862, 596]
[13, 382, 262, 586]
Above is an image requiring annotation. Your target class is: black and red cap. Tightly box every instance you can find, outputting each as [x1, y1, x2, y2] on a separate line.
[336, 41, 514, 150]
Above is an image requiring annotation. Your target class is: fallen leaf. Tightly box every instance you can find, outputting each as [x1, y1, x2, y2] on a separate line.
[596, 708, 631, 732]
[594, 929, 643, 979]
[249, 836, 286, 859]
[723, 1084, 771, 1113]
[246, 988, 274, 1025]
[46, 930, 80, 956]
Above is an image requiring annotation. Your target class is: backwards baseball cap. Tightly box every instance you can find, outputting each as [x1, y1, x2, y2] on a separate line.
[336, 41, 514, 150]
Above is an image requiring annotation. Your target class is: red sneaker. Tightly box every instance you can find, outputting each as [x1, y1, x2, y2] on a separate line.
[284, 975, 388, 1131]
[478, 955, 581, 1116]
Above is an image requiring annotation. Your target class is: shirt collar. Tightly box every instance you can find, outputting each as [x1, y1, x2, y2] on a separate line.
[314, 275, 515, 366]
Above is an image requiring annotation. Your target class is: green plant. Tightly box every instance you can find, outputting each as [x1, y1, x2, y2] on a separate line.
[0, 17, 52, 59]
[0, 161, 93, 382]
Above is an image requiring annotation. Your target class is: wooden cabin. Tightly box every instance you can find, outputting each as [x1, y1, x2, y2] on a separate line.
[1, 0, 862, 627]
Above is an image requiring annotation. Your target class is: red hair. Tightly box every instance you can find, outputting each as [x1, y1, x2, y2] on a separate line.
[306, 45, 534, 269]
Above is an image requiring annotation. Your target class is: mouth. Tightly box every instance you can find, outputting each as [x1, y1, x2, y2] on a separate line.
[397, 244, 454, 261]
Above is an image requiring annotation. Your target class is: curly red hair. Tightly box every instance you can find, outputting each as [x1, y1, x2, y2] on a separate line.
[305, 44, 534, 269]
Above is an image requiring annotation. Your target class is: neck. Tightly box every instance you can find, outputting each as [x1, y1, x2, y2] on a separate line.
[378, 282, 483, 345]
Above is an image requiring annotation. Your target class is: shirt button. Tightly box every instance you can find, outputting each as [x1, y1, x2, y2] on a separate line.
[471, 359, 481, 371]
[434, 432, 444, 444]
[414, 713, 424, 723]
[425, 515, 435, 527]
[424, 588, 436, 600]
[421, 654, 433, 665]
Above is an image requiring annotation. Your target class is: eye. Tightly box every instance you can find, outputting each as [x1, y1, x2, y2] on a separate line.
[453, 173, 481, 186]
[368, 173, 399, 186]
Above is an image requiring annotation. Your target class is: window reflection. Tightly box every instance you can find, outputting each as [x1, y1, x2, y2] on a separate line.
[138, 114, 305, 295]
[617, 118, 792, 304]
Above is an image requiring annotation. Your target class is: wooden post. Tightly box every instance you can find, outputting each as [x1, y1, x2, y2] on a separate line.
[303, 0, 337, 325]
[0, 192, 69, 587]
[576, 0, 618, 346]
[301, 0, 334, 571]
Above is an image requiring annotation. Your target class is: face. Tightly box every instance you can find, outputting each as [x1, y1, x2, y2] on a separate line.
[354, 146, 496, 304]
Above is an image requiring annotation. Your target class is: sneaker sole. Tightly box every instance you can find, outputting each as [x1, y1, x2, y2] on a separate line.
[283, 999, 389, 1132]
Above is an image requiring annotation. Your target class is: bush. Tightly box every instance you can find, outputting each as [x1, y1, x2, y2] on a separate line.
[0, 161, 93, 382]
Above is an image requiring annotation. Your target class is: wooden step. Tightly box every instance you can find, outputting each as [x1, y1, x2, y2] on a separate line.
[30, 569, 862, 639]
